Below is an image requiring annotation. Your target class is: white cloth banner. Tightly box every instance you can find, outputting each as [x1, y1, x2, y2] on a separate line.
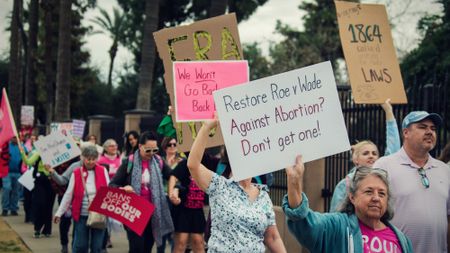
[213, 61, 351, 181]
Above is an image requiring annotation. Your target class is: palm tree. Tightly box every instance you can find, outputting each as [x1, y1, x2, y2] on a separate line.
[25, 0, 39, 107]
[136, 0, 159, 110]
[55, 0, 72, 121]
[8, 0, 23, 125]
[91, 7, 126, 90]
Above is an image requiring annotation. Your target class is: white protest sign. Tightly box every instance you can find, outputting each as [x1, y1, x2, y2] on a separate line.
[213, 61, 350, 181]
[34, 131, 81, 168]
[72, 119, 86, 139]
[50, 122, 74, 137]
[18, 169, 35, 191]
[20, 106, 34, 126]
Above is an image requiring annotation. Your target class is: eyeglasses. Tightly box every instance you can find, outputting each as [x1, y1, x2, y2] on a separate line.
[167, 143, 177, 148]
[143, 147, 159, 154]
[418, 168, 430, 188]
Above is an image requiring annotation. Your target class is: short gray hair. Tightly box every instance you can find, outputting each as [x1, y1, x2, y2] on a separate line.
[338, 166, 394, 221]
[81, 144, 98, 159]
[102, 139, 117, 151]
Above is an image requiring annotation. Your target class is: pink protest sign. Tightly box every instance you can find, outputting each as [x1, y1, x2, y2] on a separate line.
[173, 60, 249, 122]
[89, 187, 155, 236]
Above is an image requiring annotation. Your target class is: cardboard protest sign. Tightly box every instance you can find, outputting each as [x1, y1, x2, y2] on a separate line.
[20, 105, 34, 126]
[89, 187, 155, 236]
[154, 13, 243, 152]
[173, 60, 249, 122]
[335, 1, 407, 104]
[50, 122, 74, 137]
[34, 131, 81, 168]
[213, 61, 350, 181]
[72, 119, 86, 139]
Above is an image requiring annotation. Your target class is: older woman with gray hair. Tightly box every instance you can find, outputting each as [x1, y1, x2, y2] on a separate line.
[54, 145, 109, 253]
[283, 155, 413, 253]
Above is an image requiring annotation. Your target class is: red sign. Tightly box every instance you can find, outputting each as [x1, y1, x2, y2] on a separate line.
[89, 187, 155, 236]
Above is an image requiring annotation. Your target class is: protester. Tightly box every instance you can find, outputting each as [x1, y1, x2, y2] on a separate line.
[438, 141, 450, 164]
[123, 131, 139, 157]
[54, 145, 109, 253]
[98, 138, 122, 250]
[283, 155, 412, 252]
[86, 134, 103, 154]
[19, 143, 55, 238]
[2, 136, 22, 216]
[110, 131, 174, 253]
[187, 116, 286, 252]
[22, 133, 37, 223]
[169, 158, 206, 253]
[330, 99, 400, 211]
[98, 139, 121, 179]
[45, 154, 80, 253]
[158, 136, 184, 253]
[373, 111, 449, 252]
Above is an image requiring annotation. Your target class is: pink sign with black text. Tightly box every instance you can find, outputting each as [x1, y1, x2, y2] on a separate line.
[173, 60, 248, 122]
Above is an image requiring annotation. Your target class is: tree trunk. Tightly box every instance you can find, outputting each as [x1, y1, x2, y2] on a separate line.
[8, 0, 23, 126]
[55, 0, 71, 121]
[25, 0, 39, 107]
[107, 41, 118, 91]
[135, 0, 159, 110]
[209, 0, 228, 18]
[42, 0, 56, 124]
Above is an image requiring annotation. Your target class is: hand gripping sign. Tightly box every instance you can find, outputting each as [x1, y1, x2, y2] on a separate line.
[89, 187, 155, 236]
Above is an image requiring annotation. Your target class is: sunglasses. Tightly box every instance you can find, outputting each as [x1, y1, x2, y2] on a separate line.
[166, 143, 177, 148]
[418, 168, 430, 188]
[143, 147, 159, 154]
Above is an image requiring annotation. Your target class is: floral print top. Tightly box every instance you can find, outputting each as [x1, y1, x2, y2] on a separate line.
[206, 173, 275, 252]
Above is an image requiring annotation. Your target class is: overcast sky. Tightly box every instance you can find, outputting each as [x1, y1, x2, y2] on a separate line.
[0, 0, 442, 85]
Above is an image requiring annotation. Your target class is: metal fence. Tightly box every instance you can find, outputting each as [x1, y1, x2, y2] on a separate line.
[269, 80, 450, 209]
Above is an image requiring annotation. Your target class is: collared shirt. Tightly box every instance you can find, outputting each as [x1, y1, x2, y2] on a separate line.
[374, 147, 450, 253]
[206, 173, 275, 253]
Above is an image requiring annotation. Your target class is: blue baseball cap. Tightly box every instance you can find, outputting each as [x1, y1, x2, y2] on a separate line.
[402, 111, 443, 129]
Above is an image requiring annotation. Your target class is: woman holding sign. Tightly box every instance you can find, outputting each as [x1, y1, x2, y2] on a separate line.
[283, 155, 413, 252]
[54, 145, 109, 253]
[187, 116, 286, 253]
[19, 143, 56, 239]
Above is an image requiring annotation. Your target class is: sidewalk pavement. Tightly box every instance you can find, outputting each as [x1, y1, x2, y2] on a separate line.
[1, 206, 170, 253]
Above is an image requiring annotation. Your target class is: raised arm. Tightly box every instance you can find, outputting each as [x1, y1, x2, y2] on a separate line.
[381, 99, 400, 155]
[285, 155, 305, 208]
[187, 119, 217, 192]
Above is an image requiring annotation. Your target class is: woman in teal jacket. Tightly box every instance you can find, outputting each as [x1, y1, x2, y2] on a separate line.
[283, 155, 413, 253]
[329, 99, 401, 212]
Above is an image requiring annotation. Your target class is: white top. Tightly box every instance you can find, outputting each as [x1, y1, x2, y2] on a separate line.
[374, 147, 450, 253]
[55, 167, 109, 217]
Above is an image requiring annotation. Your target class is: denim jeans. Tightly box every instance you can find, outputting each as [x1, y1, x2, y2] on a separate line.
[73, 216, 105, 253]
[2, 172, 21, 212]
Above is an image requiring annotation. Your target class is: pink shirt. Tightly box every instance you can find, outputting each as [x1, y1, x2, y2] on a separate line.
[359, 221, 403, 253]
[140, 160, 152, 203]
[98, 154, 122, 178]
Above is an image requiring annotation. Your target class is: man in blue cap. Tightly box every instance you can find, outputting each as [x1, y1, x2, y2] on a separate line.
[374, 111, 449, 253]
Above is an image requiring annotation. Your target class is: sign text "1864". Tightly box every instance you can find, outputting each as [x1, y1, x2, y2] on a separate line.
[348, 24, 382, 43]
